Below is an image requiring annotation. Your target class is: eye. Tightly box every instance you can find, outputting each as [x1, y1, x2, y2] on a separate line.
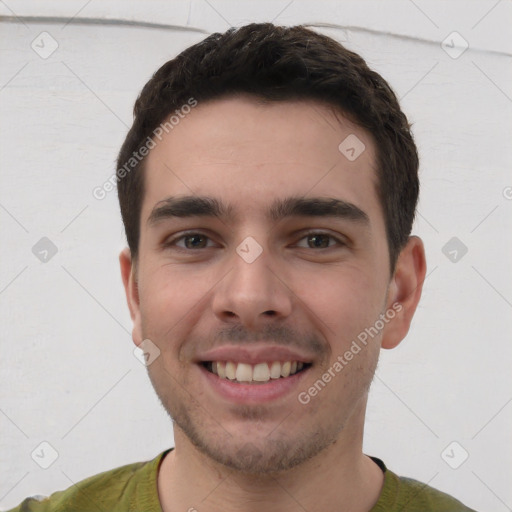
[295, 232, 345, 249]
[165, 232, 216, 250]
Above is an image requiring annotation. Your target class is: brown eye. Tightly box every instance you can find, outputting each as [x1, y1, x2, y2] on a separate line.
[307, 234, 331, 248]
[165, 232, 215, 250]
[296, 232, 343, 249]
[181, 234, 209, 249]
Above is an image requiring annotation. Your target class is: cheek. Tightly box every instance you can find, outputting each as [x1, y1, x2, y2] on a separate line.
[296, 264, 384, 339]
[138, 265, 210, 347]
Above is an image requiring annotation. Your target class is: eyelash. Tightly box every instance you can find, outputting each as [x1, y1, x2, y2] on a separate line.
[164, 231, 216, 250]
[295, 231, 346, 248]
[164, 230, 346, 250]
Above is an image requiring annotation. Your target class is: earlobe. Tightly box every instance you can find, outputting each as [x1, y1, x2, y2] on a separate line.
[119, 247, 143, 346]
[381, 236, 427, 350]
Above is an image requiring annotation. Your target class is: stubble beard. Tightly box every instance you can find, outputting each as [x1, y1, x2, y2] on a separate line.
[144, 314, 382, 475]
[165, 396, 341, 475]
[148, 364, 377, 476]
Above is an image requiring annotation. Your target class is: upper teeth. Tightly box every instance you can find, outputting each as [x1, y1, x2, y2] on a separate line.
[210, 361, 304, 382]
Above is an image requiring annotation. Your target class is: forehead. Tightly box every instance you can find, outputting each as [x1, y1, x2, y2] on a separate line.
[141, 96, 383, 228]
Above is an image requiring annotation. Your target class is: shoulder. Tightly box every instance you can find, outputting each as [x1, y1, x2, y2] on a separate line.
[4, 451, 168, 512]
[373, 458, 478, 512]
[395, 474, 476, 510]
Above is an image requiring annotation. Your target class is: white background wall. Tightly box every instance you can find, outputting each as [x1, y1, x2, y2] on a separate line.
[1, 1, 511, 511]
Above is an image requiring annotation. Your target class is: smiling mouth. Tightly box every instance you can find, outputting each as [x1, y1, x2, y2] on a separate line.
[201, 360, 311, 384]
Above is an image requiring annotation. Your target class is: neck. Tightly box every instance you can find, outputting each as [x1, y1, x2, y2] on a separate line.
[157, 400, 384, 512]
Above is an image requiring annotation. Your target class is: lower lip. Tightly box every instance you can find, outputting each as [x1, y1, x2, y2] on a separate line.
[199, 364, 309, 404]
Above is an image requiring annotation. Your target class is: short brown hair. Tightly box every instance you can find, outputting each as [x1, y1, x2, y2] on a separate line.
[117, 23, 419, 272]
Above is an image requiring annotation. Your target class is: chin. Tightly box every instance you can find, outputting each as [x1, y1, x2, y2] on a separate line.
[170, 405, 339, 475]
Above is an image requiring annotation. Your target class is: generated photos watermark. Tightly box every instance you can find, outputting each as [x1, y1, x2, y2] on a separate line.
[297, 302, 402, 405]
[92, 97, 198, 200]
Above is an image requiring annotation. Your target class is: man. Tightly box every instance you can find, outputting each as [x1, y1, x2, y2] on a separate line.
[8, 23, 476, 511]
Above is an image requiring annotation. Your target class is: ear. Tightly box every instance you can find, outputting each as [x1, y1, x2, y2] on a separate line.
[119, 247, 143, 347]
[381, 236, 427, 350]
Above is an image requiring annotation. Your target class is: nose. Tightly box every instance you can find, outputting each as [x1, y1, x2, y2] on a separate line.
[212, 244, 293, 330]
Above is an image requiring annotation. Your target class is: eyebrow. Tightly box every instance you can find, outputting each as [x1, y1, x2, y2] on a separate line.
[269, 196, 369, 224]
[147, 195, 369, 226]
[147, 196, 233, 226]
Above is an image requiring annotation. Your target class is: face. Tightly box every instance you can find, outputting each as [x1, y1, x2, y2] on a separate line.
[121, 96, 424, 474]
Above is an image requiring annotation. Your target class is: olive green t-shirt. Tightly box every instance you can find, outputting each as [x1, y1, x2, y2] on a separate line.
[6, 449, 477, 511]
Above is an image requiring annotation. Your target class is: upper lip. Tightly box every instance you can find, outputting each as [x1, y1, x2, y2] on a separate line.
[195, 343, 315, 365]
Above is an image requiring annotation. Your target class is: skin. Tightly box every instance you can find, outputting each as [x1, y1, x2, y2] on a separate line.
[120, 96, 426, 512]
